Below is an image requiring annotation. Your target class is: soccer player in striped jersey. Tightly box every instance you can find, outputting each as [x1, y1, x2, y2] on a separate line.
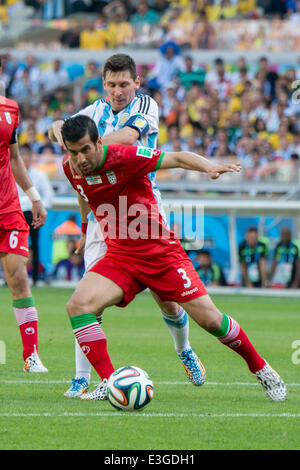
[49, 54, 204, 399]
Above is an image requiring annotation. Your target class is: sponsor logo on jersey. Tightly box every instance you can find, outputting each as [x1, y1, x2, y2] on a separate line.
[181, 287, 199, 297]
[85, 175, 102, 185]
[5, 112, 11, 124]
[106, 170, 117, 184]
[82, 345, 90, 355]
[136, 147, 153, 158]
[25, 327, 35, 335]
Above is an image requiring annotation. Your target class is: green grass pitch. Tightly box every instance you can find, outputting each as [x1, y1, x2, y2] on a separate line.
[0, 287, 300, 450]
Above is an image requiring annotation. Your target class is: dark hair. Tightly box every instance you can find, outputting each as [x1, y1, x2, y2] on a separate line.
[103, 53, 137, 80]
[197, 250, 211, 257]
[247, 226, 258, 234]
[61, 115, 98, 146]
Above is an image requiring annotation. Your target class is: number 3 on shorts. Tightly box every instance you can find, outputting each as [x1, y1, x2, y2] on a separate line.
[9, 231, 19, 249]
[177, 268, 192, 288]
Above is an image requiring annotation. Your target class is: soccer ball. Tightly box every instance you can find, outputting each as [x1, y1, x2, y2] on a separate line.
[107, 366, 154, 411]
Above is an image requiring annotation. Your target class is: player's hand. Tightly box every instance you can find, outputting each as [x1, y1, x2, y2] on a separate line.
[75, 233, 86, 256]
[31, 200, 47, 229]
[207, 162, 242, 180]
[49, 120, 65, 148]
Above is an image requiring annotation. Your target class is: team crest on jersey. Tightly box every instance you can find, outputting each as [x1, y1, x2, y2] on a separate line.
[136, 147, 153, 158]
[5, 112, 11, 124]
[85, 175, 102, 185]
[106, 170, 117, 184]
[119, 113, 130, 126]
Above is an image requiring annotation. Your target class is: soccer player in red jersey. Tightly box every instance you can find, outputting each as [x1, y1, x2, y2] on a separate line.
[0, 68, 48, 372]
[61, 115, 286, 402]
[51, 54, 205, 398]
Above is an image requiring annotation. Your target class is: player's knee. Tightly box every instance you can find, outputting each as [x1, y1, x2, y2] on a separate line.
[7, 264, 30, 297]
[202, 309, 223, 332]
[66, 293, 94, 317]
[161, 301, 180, 316]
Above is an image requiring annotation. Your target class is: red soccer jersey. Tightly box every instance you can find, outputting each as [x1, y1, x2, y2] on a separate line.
[63, 144, 176, 257]
[0, 96, 22, 217]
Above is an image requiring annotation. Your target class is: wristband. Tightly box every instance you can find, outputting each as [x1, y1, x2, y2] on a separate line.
[81, 222, 88, 234]
[25, 186, 41, 202]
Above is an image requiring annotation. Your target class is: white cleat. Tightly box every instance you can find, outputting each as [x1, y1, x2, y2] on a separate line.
[255, 362, 286, 402]
[80, 379, 108, 401]
[23, 346, 48, 373]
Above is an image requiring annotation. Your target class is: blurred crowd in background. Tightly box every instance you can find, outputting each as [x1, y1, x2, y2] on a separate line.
[1, 1, 300, 51]
[1, 47, 300, 187]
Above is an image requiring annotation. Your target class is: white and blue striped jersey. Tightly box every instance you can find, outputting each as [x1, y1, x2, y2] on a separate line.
[76, 93, 161, 223]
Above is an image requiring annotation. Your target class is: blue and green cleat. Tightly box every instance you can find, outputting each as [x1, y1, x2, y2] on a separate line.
[178, 348, 206, 386]
[64, 377, 89, 398]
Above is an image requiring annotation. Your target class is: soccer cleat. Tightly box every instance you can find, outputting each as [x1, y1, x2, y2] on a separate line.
[23, 346, 48, 373]
[64, 377, 89, 398]
[178, 348, 206, 386]
[80, 378, 108, 401]
[255, 362, 287, 402]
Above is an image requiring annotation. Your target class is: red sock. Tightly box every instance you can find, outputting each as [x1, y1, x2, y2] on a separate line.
[73, 323, 114, 380]
[218, 317, 266, 373]
[13, 305, 39, 360]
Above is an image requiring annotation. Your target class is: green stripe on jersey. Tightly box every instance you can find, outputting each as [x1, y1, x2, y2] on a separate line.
[94, 145, 108, 171]
[13, 297, 35, 308]
[70, 313, 97, 330]
[155, 151, 165, 170]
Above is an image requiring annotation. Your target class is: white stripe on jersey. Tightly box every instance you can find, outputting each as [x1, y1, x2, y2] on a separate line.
[77, 94, 158, 148]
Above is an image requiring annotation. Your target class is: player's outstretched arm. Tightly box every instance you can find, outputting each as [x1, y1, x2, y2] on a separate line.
[160, 151, 242, 179]
[102, 127, 140, 146]
[48, 119, 65, 147]
[10, 143, 47, 228]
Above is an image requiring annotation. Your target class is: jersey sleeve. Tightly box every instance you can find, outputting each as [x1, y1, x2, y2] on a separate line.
[238, 242, 245, 263]
[260, 242, 268, 259]
[123, 95, 159, 137]
[274, 243, 281, 261]
[10, 128, 18, 144]
[74, 99, 105, 121]
[10, 102, 19, 144]
[117, 145, 164, 177]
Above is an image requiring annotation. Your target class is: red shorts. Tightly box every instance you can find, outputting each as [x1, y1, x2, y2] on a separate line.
[0, 228, 29, 257]
[0, 210, 29, 231]
[89, 239, 207, 307]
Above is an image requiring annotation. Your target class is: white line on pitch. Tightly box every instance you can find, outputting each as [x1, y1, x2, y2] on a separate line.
[0, 412, 299, 418]
[1, 380, 299, 387]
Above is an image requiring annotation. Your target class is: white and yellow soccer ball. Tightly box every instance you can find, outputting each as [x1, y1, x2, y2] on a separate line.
[107, 366, 154, 411]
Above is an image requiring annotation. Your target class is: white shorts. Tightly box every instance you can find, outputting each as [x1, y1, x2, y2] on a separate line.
[84, 219, 107, 271]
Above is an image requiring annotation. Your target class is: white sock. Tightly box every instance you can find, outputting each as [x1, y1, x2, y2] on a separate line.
[75, 338, 91, 383]
[161, 307, 190, 354]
